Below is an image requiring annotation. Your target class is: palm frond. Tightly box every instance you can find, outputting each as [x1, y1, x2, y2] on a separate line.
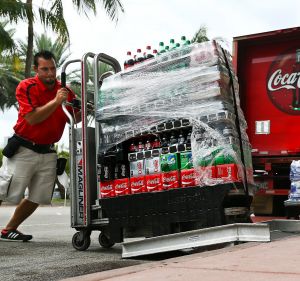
[0, 0, 30, 23]
[38, 5, 69, 44]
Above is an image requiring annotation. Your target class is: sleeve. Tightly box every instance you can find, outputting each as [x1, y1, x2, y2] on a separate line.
[16, 83, 39, 117]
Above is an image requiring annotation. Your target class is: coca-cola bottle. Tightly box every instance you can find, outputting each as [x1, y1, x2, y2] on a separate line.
[124, 51, 134, 69]
[292, 49, 300, 110]
[135, 49, 144, 64]
[145, 45, 154, 59]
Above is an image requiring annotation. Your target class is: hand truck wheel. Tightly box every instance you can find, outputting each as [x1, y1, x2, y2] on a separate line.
[98, 232, 115, 248]
[72, 231, 91, 251]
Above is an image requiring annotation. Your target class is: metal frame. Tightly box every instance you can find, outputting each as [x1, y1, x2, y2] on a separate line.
[122, 223, 270, 258]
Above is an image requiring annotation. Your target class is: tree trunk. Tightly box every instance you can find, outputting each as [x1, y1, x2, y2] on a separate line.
[25, 0, 34, 78]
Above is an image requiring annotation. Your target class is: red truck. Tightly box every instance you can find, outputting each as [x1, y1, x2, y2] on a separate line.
[232, 26, 300, 215]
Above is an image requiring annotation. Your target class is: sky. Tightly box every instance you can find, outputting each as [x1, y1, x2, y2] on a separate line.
[1, 0, 300, 149]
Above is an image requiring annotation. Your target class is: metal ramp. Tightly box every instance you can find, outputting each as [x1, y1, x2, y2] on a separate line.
[122, 223, 270, 258]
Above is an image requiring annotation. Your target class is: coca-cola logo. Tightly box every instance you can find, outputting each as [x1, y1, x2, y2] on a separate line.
[164, 176, 177, 183]
[147, 178, 160, 185]
[267, 48, 300, 115]
[115, 183, 127, 189]
[131, 180, 144, 187]
[101, 184, 113, 191]
[182, 174, 195, 180]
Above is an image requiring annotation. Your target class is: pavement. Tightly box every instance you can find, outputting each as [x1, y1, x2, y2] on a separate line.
[61, 219, 300, 281]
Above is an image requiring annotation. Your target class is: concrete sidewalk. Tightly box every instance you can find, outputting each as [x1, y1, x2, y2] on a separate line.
[62, 235, 300, 281]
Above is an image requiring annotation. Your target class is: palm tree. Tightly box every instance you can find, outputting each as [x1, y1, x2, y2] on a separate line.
[0, 20, 15, 51]
[191, 25, 209, 43]
[0, 21, 23, 111]
[0, 33, 72, 110]
[18, 33, 72, 69]
[0, 0, 124, 78]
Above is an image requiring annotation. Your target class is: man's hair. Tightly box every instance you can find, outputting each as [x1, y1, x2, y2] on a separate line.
[33, 50, 56, 67]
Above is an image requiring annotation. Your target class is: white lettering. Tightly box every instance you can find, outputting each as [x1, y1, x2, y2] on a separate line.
[268, 69, 298, 91]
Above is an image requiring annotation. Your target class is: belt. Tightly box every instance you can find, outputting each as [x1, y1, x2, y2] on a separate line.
[14, 134, 55, 154]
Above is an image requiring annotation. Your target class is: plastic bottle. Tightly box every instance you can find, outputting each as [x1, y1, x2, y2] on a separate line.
[169, 38, 176, 50]
[124, 51, 134, 69]
[153, 49, 158, 56]
[135, 48, 144, 64]
[158, 42, 166, 55]
[180, 35, 187, 46]
[145, 45, 155, 59]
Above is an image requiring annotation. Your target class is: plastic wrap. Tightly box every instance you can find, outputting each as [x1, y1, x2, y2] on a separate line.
[96, 40, 254, 193]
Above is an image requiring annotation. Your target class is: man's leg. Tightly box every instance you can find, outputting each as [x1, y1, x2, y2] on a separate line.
[5, 199, 38, 230]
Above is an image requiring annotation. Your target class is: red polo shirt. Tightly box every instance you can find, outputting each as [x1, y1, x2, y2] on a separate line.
[13, 75, 76, 144]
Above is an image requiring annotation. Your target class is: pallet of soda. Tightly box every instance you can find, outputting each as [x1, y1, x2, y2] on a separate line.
[96, 39, 254, 199]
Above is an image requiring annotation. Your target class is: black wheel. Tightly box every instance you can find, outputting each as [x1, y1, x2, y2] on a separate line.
[98, 233, 114, 248]
[72, 231, 91, 251]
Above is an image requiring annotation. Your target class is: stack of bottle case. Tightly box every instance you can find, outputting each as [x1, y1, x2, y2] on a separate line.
[96, 40, 254, 198]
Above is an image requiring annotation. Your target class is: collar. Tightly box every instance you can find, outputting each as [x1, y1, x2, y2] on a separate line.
[35, 74, 59, 92]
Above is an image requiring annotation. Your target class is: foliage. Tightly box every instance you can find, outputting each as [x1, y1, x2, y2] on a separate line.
[191, 25, 209, 43]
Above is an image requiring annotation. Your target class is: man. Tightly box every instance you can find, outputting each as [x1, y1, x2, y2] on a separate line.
[1, 50, 79, 242]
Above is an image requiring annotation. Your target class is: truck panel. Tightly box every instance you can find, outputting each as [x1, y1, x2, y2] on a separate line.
[233, 27, 300, 156]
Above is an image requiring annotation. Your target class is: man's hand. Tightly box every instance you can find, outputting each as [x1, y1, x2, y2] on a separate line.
[25, 88, 68, 125]
[55, 88, 68, 105]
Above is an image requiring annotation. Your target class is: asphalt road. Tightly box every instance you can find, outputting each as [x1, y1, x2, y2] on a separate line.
[0, 205, 149, 281]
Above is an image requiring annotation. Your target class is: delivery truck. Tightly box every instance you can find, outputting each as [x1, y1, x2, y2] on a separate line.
[232, 26, 300, 215]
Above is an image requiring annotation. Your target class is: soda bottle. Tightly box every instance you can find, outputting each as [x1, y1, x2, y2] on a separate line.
[178, 131, 185, 144]
[135, 48, 144, 64]
[165, 45, 170, 52]
[145, 45, 154, 59]
[124, 51, 134, 69]
[153, 49, 158, 56]
[129, 142, 137, 152]
[180, 35, 187, 46]
[292, 49, 300, 110]
[169, 38, 176, 50]
[152, 138, 161, 149]
[145, 139, 152, 150]
[138, 140, 144, 151]
[158, 42, 166, 55]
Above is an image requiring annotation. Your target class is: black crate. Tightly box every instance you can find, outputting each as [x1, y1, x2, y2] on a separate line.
[99, 184, 231, 242]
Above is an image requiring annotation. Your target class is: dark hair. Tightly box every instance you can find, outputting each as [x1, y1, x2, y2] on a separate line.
[33, 50, 56, 67]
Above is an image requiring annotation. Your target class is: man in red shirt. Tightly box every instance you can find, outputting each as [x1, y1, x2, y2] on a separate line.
[1, 50, 79, 242]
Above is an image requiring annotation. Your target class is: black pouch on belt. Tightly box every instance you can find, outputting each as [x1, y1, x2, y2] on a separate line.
[2, 135, 21, 158]
[56, 158, 67, 176]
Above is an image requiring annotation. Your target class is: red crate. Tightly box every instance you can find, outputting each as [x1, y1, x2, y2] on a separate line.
[99, 180, 115, 198]
[145, 173, 163, 192]
[162, 170, 180, 189]
[114, 178, 130, 196]
[130, 176, 146, 194]
[180, 168, 196, 187]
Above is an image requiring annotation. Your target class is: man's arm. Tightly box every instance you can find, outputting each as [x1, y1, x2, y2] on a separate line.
[25, 88, 69, 125]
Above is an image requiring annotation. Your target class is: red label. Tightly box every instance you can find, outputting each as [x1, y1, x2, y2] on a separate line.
[216, 164, 241, 183]
[99, 180, 115, 198]
[114, 178, 130, 196]
[162, 171, 180, 190]
[130, 176, 146, 194]
[145, 174, 163, 192]
[180, 168, 196, 187]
